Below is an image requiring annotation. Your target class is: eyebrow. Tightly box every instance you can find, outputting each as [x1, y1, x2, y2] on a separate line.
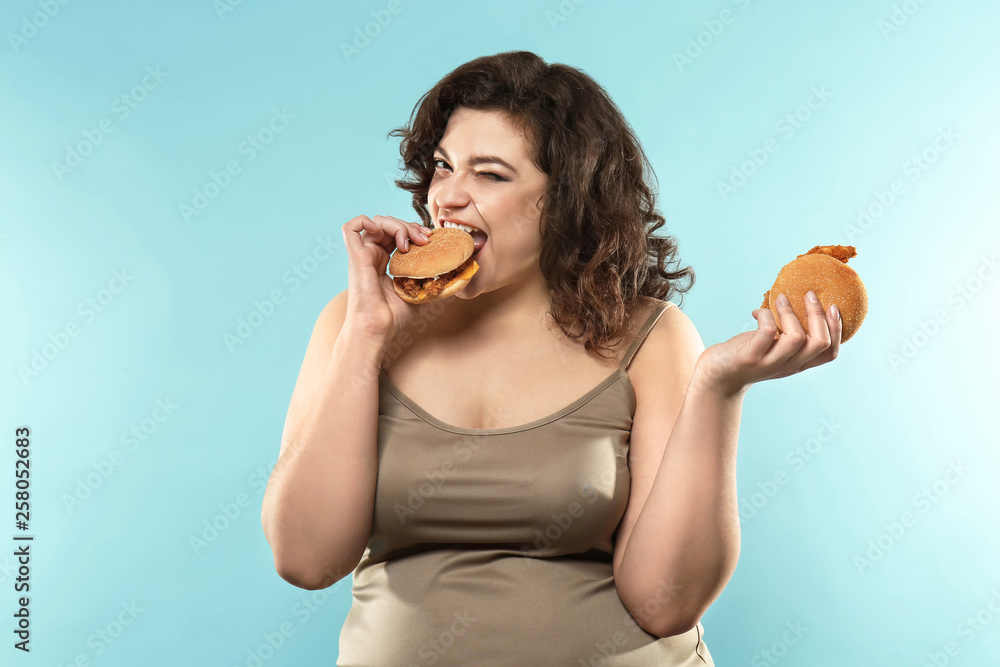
[434, 145, 519, 176]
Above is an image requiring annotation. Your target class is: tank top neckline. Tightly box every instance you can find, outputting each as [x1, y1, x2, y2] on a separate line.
[379, 365, 627, 436]
[378, 300, 673, 436]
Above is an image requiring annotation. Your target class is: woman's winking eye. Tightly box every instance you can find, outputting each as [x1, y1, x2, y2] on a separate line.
[432, 158, 507, 182]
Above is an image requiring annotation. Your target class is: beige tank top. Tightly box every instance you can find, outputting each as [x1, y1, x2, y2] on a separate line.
[337, 299, 713, 666]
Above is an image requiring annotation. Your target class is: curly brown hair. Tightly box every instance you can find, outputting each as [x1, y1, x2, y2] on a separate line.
[388, 50, 695, 360]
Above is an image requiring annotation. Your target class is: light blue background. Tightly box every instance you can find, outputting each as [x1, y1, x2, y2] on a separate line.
[3, 1, 999, 665]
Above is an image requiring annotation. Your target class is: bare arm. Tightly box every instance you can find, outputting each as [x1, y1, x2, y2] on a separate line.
[616, 375, 744, 637]
[261, 290, 387, 589]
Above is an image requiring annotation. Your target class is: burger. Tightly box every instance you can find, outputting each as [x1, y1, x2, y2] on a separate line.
[761, 244, 868, 343]
[388, 226, 481, 304]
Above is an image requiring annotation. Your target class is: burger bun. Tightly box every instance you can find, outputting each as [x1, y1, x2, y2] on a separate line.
[761, 245, 868, 343]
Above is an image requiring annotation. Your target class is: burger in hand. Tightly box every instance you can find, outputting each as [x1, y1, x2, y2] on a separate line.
[761, 244, 868, 343]
[388, 226, 481, 304]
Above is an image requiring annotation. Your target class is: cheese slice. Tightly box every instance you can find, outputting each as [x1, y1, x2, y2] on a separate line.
[456, 259, 478, 280]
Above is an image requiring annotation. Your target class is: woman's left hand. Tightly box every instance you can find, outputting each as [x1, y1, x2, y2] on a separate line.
[692, 291, 843, 397]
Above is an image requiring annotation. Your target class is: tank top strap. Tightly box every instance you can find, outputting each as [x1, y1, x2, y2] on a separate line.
[619, 300, 674, 372]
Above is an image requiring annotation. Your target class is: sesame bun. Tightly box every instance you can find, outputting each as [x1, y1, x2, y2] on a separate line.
[388, 227, 479, 304]
[761, 245, 868, 343]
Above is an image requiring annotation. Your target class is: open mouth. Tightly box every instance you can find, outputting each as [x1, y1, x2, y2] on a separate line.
[471, 235, 487, 258]
[441, 221, 488, 258]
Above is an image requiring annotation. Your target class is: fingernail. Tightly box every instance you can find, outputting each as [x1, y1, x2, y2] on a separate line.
[832, 304, 840, 321]
[807, 291, 818, 304]
[404, 238, 409, 251]
[778, 293, 789, 307]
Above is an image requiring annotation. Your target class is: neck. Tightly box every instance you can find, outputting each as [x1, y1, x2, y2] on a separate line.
[438, 269, 558, 344]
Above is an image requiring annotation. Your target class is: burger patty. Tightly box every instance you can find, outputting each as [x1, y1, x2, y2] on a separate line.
[395, 266, 463, 298]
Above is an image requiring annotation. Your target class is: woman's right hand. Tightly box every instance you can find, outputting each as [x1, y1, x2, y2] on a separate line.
[341, 215, 434, 340]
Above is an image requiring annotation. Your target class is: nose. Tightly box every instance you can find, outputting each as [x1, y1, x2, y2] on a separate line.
[431, 170, 472, 213]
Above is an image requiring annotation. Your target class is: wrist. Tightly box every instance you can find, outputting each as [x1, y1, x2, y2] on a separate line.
[333, 328, 388, 379]
[690, 361, 749, 400]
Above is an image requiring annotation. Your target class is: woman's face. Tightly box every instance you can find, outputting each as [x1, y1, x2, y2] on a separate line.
[428, 107, 549, 300]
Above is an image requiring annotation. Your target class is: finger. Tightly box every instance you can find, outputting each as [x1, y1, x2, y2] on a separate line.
[361, 217, 385, 236]
[793, 291, 833, 365]
[352, 216, 386, 241]
[344, 214, 380, 235]
[776, 293, 805, 337]
[372, 215, 423, 253]
[378, 215, 431, 241]
[370, 215, 406, 252]
[761, 293, 807, 365]
[408, 221, 433, 244]
[347, 217, 396, 279]
[343, 215, 384, 253]
[830, 303, 842, 347]
[801, 303, 842, 371]
[751, 307, 777, 327]
[747, 306, 781, 359]
[341, 216, 386, 293]
[363, 217, 409, 257]
[380, 215, 433, 241]
[363, 219, 399, 257]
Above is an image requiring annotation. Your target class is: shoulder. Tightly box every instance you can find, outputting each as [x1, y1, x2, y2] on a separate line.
[317, 289, 349, 334]
[303, 290, 350, 357]
[627, 298, 705, 397]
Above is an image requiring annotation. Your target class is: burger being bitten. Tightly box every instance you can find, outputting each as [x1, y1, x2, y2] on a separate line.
[388, 226, 483, 304]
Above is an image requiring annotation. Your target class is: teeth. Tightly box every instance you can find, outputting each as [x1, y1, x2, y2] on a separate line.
[442, 221, 480, 235]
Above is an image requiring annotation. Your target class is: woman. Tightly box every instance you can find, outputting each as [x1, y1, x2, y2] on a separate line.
[261, 51, 842, 665]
